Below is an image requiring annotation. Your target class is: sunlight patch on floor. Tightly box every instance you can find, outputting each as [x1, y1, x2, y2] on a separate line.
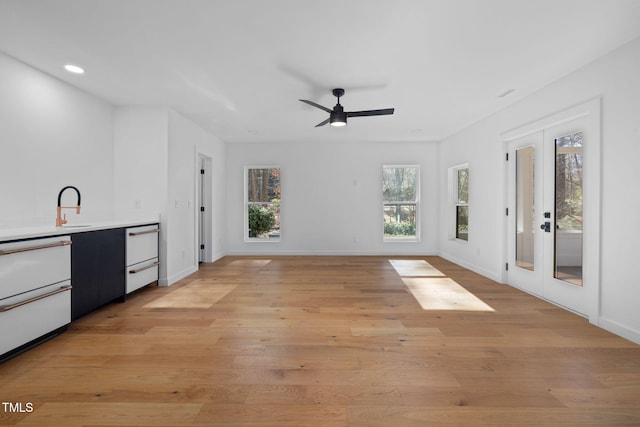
[388, 259, 445, 277]
[402, 277, 495, 312]
[144, 280, 236, 309]
[228, 259, 272, 267]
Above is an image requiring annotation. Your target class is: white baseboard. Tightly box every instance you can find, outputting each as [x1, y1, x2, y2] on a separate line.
[437, 251, 501, 283]
[209, 250, 226, 263]
[597, 317, 640, 345]
[159, 264, 198, 287]
[224, 250, 439, 257]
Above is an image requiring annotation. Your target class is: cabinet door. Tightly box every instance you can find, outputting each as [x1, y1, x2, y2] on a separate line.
[97, 229, 126, 304]
[71, 232, 100, 319]
[71, 228, 125, 319]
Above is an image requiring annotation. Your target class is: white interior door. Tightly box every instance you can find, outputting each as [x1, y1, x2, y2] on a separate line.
[506, 109, 597, 318]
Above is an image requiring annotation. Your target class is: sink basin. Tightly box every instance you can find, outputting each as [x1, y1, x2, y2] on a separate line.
[61, 224, 92, 228]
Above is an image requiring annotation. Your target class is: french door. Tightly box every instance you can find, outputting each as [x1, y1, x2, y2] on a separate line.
[505, 104, 600, 318]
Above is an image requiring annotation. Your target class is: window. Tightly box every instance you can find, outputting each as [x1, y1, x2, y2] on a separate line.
[451, 165, 469, 241]
[383, 165, 419, 241]
[245, 167, 281, 241]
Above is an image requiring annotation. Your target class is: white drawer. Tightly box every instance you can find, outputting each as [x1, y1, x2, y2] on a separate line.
[0, 280, 71, 355]
[0, 236, 71, 299]
[126, 258, 159, 294]
[126, 225, 159, 266]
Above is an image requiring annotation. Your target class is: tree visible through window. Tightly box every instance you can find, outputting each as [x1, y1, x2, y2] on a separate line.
[383, 166, 419, 241]
[246, 167, 281, 240]
[555, 132, 583, 232]
[455, 166, 469, 241]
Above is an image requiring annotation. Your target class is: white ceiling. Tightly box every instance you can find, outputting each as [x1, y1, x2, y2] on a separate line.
[1, 0, 640, 144]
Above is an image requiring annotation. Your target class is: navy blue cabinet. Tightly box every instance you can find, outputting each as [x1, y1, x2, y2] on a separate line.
[71, 228, 125, 320]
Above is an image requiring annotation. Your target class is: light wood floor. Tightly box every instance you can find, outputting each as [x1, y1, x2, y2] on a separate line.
[2, 256, 640, 426]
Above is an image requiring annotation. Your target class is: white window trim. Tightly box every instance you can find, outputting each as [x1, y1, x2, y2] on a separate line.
[448, 163, 469, 242]
[244, 165, 281, 242]
[383, 164, 421, 243]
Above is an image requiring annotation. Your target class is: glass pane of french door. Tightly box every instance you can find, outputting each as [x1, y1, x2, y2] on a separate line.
[516, 146, 535, 270]
[554, 132, 583, 286]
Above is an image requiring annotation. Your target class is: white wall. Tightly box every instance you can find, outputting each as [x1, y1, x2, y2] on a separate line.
[226, 140, 439, 255]
[167, 110, 226, 282]
[0, 52, 114, 227]
[438, 122, 503, 281]
[438, 37, 640, 343]
[114, 107, 226, 286]
[113, 107, 168, 280]
[114, 107, 168, 221]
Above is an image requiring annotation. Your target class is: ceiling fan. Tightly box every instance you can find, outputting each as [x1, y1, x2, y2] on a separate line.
[299, 88, 394, 127]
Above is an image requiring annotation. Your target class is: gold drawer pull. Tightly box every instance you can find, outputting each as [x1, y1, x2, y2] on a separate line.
[129, 261, 160, 274]
[0, 285, 72, 312]
[0, 240, 71, 256]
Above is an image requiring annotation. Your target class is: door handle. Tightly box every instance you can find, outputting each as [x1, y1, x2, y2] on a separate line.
[540, 222, 551, 232]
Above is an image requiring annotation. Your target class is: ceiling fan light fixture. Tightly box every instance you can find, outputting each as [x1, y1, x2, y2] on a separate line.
[330, 103, 347, 126]
[299, 88, 394, 128]
[330, 111, 347, 127]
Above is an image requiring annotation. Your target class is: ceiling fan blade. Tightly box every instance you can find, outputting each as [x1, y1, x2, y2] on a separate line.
[299, 99, 332, 113]
[347, 108, 395, 117]
[315, 118, 330, 127]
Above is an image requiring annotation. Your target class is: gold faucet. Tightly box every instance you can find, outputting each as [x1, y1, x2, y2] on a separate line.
[56, 186, 81, 227]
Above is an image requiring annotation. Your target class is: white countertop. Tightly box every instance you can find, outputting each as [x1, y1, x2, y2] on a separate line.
[0, 219, 159, 242]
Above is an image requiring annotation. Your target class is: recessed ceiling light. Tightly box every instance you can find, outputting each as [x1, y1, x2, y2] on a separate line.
[64, 64, 85, 74]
